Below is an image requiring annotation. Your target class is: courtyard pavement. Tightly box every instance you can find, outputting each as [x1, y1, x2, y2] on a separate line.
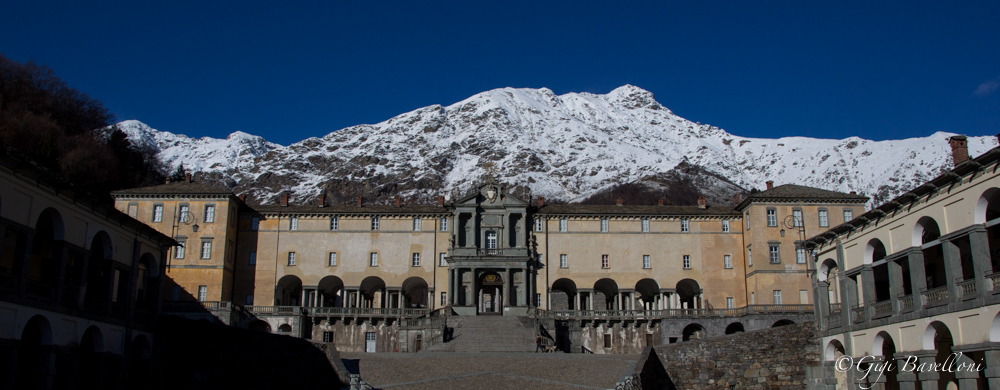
[339, 351, 640, 390]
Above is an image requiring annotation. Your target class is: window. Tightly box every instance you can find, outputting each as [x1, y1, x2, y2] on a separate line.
[843, 209, 853, 223]
[175, 240, 186, 259]
[251, 217, 259, 231]
[766, 209, 777, 227]
[369, 252, 378, 267]
[323, 331, 333, 343]
[800, 290, 808, 304]
[747, 247, 753, 266]
[769, 244, 780, 264]
[153, 205, 163, 222]
[371, 217, 380, 231]
[773, 290, 782, 305]
[534, 218, 543, 232]
[246, 294, 254, 305]
[751, 292, 755, 304]
[249, 251, 257, 265]
[204, 205, 215, 223]
[726, 297, 734, 309]
[796, 248, 806, 264]
[559, 218, 567, 232]
[412, 253, 420, 267]
[413, 218, 422, 231]
[127, 204, 138, 218]
[440, 217, 448, 231]
[642, 219, 650, 232]
[643, 255, 651, 269]
[680, 219, 689, 232]
[604, 333, 612, 349]
[197, 285, 208, 302]
[201, 241, 212, 259]
[441, 292, 447, 306]
[560, 254, 568, 268]
[330, 217, 339, 231]
[439, 253, 447, 267]
[683, 255, 691, 269]
[745, 212, 751, 230]
[792, 210, 803, 227]
[290, 217, 298, 231]
[600, 219, 609, 232]
[536, 293, 542, 307]
[287, 252, 296, 266]
[179, 205, 190, 223]
[724, 255, 732, 269]
[818, 209, 829, 227]
[601, 254, 609, 269]
[722, 220, 730, 232]
[328, 252, 337, 266]
[486, 231, 497, 249]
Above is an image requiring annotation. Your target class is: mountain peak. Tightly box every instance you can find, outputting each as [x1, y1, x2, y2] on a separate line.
[607, 84, 657, 109]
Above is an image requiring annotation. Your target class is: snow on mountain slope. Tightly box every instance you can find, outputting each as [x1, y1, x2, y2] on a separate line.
[115, 85, 998, 207]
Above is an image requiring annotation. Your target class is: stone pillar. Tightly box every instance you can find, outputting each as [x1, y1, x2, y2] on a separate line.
[521, 268, 528, 306]
[816, 281, 830, 329]
[861, 266, 876, 319]
[916, 355, 940, 390]
[895, 354, 918, 390]
[470, 268, 478, 309]
[588, 292, 593, 310]
[942, 240, 963, 301]
[907, 251, 927, 310]
[573, 292, 580, 311]
[984, 349, 1000, 389]
[843, 274, 859, 324]
[954, 352, 980, 389]
[464, 214, 474, 248]
[450, 269, 457, 305]
[16, 232, 35, 296]
[969, 230, 992, 299]
[888, 259, 905, 314]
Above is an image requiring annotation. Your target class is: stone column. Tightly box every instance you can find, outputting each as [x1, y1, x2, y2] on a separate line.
[895, 354, 918, 390]
[907, 251, 928, 309]
[954, 352, 980, 389]
[984, 349, 1000, 389]
[521, 268, 528, 306]
[449, 269, 457, 305]
[916, 355, 940, 390]
[942, 240, 963, 302]
[573, 292, 580, 311]
[861, 266, 876, 319]
[16, 232, 35, 296]
[843, 274, 858, 324]
[888, 259, 905, 314]
[969, 230, 992, 299]
[470, 268, 478, 309]
[588, 292, 593, 310]
[816, 281, 830, 329]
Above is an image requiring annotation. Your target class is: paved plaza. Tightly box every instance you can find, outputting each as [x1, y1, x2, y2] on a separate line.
[339, 352, 641, 390]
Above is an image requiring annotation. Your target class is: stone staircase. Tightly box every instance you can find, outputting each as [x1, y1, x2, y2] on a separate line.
[423, 315, 537, 352]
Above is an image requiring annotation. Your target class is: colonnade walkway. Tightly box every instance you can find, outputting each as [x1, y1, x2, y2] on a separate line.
[339, 351, 640, 389]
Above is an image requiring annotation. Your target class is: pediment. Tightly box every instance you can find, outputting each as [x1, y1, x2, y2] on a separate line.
[454, 181, 528, 207]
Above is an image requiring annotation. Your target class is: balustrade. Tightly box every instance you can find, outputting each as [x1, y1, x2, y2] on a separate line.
[922, 286, 949, 307]
[851, 306, 866, 323]
[829, 303, 842, 313]
[828, 314, 843, 328]
[25, 281, 53, 300]
[898, 295, 914, 312]
[988, 272, 1000, 292]
[0, 272, 16, 291]
[957, 279, 977, 300]
[871, 300, 892, 319]
[544, 305, 810, 319]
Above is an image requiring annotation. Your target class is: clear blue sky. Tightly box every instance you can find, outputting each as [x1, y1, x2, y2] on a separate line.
[2, 1, 998, 146]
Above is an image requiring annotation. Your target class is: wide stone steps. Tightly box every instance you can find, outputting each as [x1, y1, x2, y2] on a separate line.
[423, 315, 536, 353]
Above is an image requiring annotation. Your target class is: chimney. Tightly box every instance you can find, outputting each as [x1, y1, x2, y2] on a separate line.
[657, 199, 664, 206]
[697, 196, 707, 209]
[616, 197, 623, 206]
[849, 191, 857, 195]
[165, 177, 171, 184]
[239, 194, 247, 202]
[537, 197, 545, 207]
[356, 196, 363, 207]
[948, 135, 969, 166]
[280, 193, 289, 207]
[185, 173, 192, 183]
[395, 196, 402, 207]
[437, 196, 445, 207]
[317, 193, 326, 207]
[765, 180, 773, 190]
[733, 194, 742, 207]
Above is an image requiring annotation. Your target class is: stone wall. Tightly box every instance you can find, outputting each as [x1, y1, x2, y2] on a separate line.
[577, 321, 661, 354]
[310, 318, 400, 353]
[655, 322, 820, 389]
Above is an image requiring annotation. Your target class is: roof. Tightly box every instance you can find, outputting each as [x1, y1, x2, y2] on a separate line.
[735, 184, 868, 210]
[535, 204, 739, 217]
[251, 204, 450, 216]
[112, 181, 234, 195]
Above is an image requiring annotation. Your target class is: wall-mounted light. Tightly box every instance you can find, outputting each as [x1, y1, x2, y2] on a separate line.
[193, 224, 200, 232]
[780, 229, 785, 237]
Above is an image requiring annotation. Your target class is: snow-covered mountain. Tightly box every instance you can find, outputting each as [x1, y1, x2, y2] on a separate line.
[115, 85, 997, 207]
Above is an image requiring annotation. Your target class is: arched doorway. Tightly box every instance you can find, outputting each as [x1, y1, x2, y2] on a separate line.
[26, 208, 64, 299]
[15, 315, 53, 389]
[979, 188, 1000, 272]
[819, 258, 842, 312]
[915, 217, 946, 294]
[247, 320, 271, 333]
[402, 277, 429, 309]
[682, 323, 705, 341]
[275, 275, 302, 306]
[772, 319, 795, 327]
[79, 325, 105, 388]
[635, 279, 660, 311]
[874, 331, 899, 390]
[550, 278, 578, 310]
[359, 276, 387, 308]
[725, 322, 744, 334]
[318, 275, 344, 307]
[676, 279, 702, 309]
[594, 278, 619, 310]
[478, 271, 503, 314]
[85, 232, 113, 310]
[924, 321, 957, 388]
[127, 335, 152, 390]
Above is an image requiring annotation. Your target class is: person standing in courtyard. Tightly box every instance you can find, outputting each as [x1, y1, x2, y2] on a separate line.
[535, 335, 542, 352]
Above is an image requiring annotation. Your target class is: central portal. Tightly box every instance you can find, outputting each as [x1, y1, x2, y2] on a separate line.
[478, 272, 503, 315]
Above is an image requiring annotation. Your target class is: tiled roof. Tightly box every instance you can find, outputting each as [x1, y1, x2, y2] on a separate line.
[251, 204, 450, 215]
[112, 181, 233, 195]
[535, 204, 739, 217]
[746, 184, 868, 201]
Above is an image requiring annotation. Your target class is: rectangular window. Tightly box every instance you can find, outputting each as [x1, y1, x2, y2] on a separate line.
[197, 285, 208, 302]
[560, 254, 568, 268]
[330, 217, 339, 231]
[604, 333, 612, 349]
[819, 210, 829, 227]
[486, 231, 497, 249]
[747, 247, 753, 266]
[179, 205, 190, 223]
[251, 217, 259, 231]
[792, 210, 803, 227]
[287, 252, 296, 266]
[800, 290, 809, 304]
[323, 331, 333, 343]
[413, 218, 422, 231]
[844, 209, 853, 223]
[766, 209, 777, 227]
[412, 253, 420, 267]
[746, 212, 751, 230]
[439, 253, 447, 267]
[559, 218, 567, 232]
[153, 205, 163, 222]
[683, 255, 691, 269]
[536, 293, 542, 307]
[724, 255, 732, 269]
[726, 297, 734, 309]
[246, 294, 254, 305]
[643, 255, 651, 269]
[796, 248, 806, 264]
[534, 218, 543, 232]
[127, 204, 138, 218]
[440, 217, 448, 231]
[773, 290, 782, 305]
[328, 252, 337, 266]
[175, 240, 186, 259]
[642, 219, 650, 232]
[371, 217, 380, 231]
[290, 217, 298, 231]
[204, 205, 215, 223]
[601, 254, 609, 269]
[249, 251, 257, 265]
[201, 241, 212, 259]
[751, 292, 755, 304]
[769, 244, 780, 264]
[369, 252, 378, 267]
[722, 220, 730, 232]
[600, 219, 609, 232]
[681, 219, 689, 232]
[441, 292, 447, 306]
